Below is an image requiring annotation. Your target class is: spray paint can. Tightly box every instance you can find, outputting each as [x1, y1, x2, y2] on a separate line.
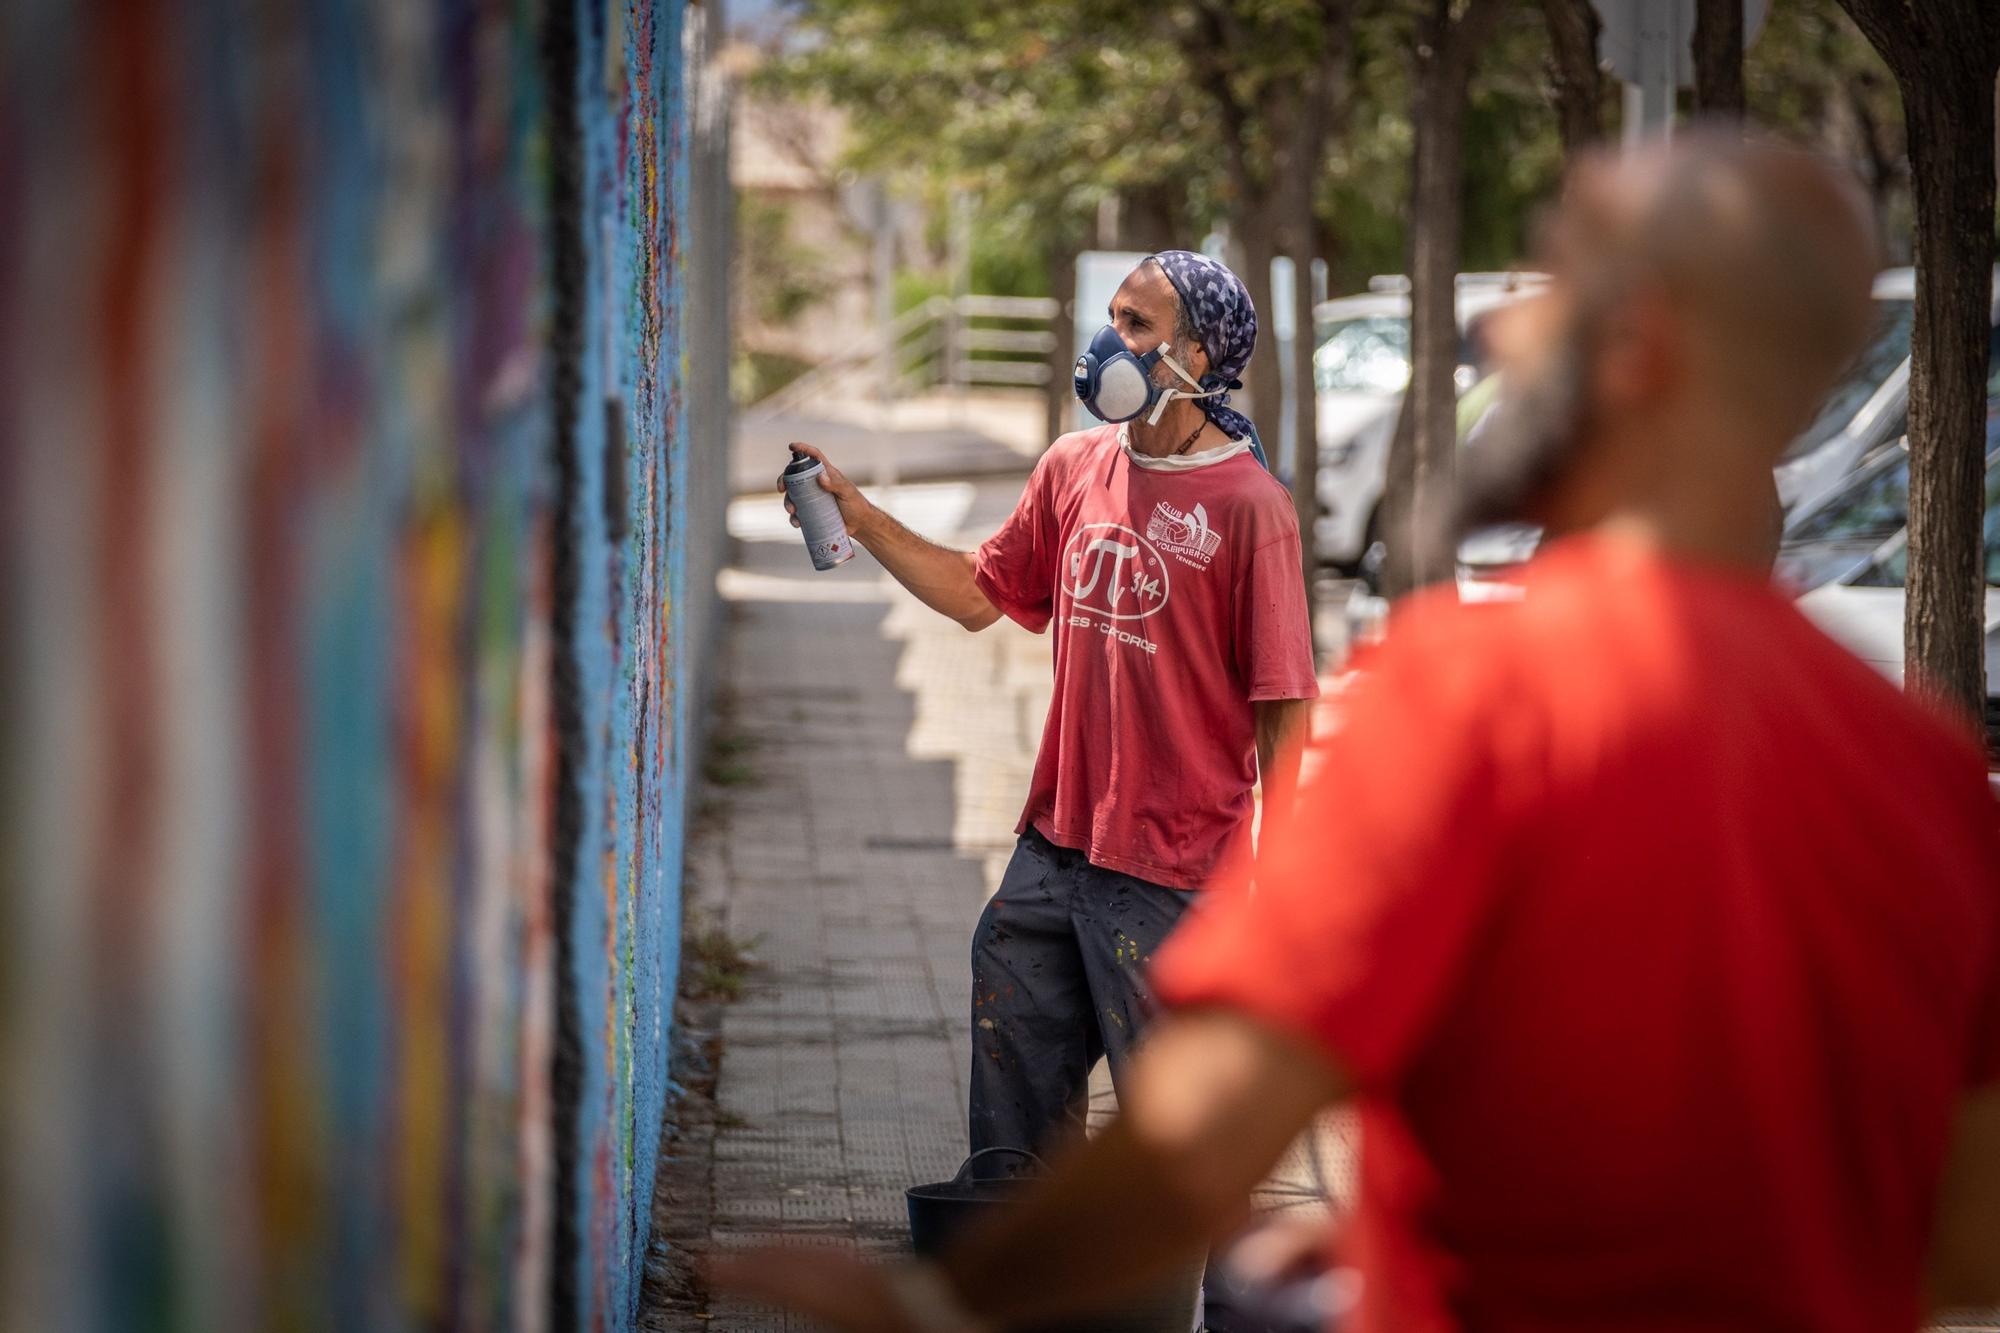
[781, 448, 855, 571]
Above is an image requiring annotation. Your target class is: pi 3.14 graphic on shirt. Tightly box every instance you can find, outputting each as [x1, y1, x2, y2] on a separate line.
[1062, 522, 1167, 656]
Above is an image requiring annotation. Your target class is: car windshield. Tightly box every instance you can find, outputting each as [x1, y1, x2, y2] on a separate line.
[1784, 446, 1913, 549]
[1840, 316, 2000, 457]
[1779, 390, 2000, 590]
[1850, 459, 2000, 588]
[1314, 315, 1409, 394]
[1772, 446, 1914, 591]
[1778, 299, 1913, 462]
[1313, 313, 1497, 395]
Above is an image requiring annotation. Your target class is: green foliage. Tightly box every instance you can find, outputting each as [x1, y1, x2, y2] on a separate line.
[736, 192, 833, 326]
[970, 228, 1054, 297]
[1747, 0, 1911, 256]
[761, 0, 1210, 251]
[761, 0, 1929, 306]
[1462, 5, 1569, 271]
[731, 349, 811, 406]
[1316, 4, 1565, 295]
[893, 269, 945, 317]
[683, 915, 763, 1002]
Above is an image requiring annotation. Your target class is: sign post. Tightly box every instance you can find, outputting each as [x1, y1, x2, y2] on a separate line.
[1591, 0, 1769, 147]
[1271, 256, 1298, 475]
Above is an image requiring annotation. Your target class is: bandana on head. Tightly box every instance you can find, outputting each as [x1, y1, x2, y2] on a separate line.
[1148, 249, 1258, 442]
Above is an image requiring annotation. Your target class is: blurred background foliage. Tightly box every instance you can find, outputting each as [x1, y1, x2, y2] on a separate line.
[746, 0, 1903, 293]
[730, 0, 1915, 406]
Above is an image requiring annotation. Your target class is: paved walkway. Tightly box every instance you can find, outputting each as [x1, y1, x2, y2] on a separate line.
[643, 477, 1349, 1330]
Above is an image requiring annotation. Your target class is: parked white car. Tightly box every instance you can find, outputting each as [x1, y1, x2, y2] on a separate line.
[1793, 442, 2000, 765]
[1453, 269, 1952, 600]
[1777, 268, 2000, 520]
[1311, 273, 1546, 575]
[1770, 268, 1917, 512]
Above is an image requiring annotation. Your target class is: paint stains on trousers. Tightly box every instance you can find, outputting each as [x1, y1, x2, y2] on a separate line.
[968, 828, 1195, 1175]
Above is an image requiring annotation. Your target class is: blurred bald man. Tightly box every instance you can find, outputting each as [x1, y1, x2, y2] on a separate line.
[718, 135, 2000, 1333]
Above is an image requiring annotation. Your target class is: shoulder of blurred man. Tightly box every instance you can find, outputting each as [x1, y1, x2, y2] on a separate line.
[1355, 531, 1997, 791]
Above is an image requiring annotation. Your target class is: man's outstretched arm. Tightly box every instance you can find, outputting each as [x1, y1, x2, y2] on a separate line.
[780, 443, 999, 631]
[714, 1008, 1348, 1330]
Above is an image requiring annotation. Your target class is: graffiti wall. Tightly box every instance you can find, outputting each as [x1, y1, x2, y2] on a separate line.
[0, 1, 730, 1329]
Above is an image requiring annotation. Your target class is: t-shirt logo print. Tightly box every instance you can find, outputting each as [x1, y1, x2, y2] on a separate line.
[1062, 523, 1169, 620]
[1147, 501, 1222, 571]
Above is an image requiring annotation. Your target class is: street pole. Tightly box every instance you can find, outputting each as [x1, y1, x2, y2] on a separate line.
[1594, 0, 1767, 150]
[1271, 256, 1299, 479]
[948, 189, 972, 426]
[872, 180, 898, 492]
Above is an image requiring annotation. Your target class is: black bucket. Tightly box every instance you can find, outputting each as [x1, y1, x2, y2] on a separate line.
[905, 1148, 1203, 1333]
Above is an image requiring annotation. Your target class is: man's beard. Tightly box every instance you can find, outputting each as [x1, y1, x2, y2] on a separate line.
[1450, 331, 1593, 539]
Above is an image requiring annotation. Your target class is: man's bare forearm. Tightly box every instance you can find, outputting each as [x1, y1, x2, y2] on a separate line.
[852, 505, 999, 630]
[1255, 697, 1313, 845]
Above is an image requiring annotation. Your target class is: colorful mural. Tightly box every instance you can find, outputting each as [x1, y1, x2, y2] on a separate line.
[0, 1, 730, 1330]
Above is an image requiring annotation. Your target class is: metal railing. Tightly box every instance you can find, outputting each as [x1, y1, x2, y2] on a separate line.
[746, 293, 1061, 417]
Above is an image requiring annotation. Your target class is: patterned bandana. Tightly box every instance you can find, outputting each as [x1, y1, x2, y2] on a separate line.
[1148, 249, 1259, 442]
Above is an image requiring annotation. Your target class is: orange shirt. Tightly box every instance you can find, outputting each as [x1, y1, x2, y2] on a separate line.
[1156, 534, 2000, 1333]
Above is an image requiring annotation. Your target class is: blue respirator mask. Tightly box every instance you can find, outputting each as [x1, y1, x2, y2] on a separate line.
[1072, 324, 1224, 426]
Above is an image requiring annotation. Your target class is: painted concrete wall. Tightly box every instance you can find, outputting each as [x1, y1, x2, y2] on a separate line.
[0, 1, 729, 1329]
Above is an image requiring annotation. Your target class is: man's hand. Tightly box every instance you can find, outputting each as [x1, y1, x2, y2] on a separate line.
[707, 1249, 918, 1332]
[779, 442, 878, 542]
[778, 442, 1001, 631]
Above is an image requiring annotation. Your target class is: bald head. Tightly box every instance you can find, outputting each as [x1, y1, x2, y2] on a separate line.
[1461, 132, 1881, 554]
[1554, 131, 1880, 433]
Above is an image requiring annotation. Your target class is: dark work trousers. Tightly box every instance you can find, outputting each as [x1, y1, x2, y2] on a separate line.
[968, 827, 1197, 1171]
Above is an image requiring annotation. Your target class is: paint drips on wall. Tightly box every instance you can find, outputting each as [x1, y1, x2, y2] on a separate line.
[0, 1, 732, 1329]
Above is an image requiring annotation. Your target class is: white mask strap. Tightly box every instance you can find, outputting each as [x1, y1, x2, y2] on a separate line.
[1145, 344, 1224, 426]
[1157, 344, 1208, 391]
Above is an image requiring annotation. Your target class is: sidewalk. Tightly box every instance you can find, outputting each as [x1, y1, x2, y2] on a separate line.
[642, 477, 1350, 1329]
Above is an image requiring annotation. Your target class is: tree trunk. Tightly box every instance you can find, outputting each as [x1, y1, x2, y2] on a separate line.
[1285, 185, 1323, 593]
[1233, 200, 1281, 430]
[1842, 72, 1901, 254]
[1693, 0, 1746, 119]
[1119, 181, 1181, 254]
[1395, 0, 1507, 595]
[1834, 0, 2000, 725]
[1044, 233, 1080, 447]
[1380, 394, 1419, 598]
[1898, 79, 1996, 722]
[1272, 2, 1353, 622]
[1540, 0, 1604, 154]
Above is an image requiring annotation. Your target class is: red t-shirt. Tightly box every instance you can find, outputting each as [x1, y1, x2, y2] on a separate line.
[973, 424, 1318, 890]
[1155, 533, 2000, 1333]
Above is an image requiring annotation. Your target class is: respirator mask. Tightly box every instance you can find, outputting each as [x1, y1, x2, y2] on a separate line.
[1072, 324, 1225, 426]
